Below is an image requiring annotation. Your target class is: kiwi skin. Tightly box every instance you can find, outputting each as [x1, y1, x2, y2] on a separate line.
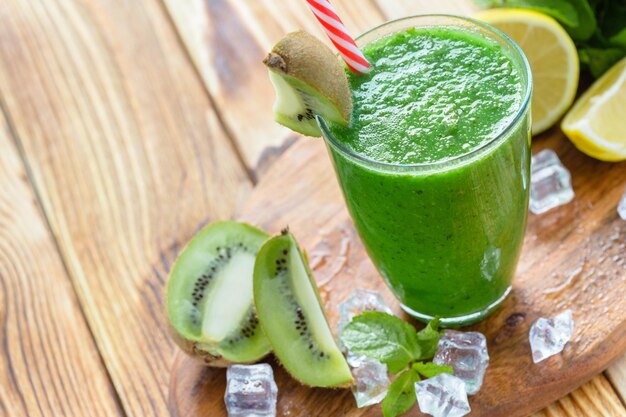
[166, 322, 232, 367]
[165, 221, 271, 367]
[264, 30, 353, 124]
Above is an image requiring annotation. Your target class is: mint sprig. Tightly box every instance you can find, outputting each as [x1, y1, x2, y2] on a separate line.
[415, 318, 442, 360]
[381, 368, 419, 417]
[341, 312, 420, 373]
[412, 361, 453, 379]
[341, 313, 452, 417]
[381, 363, 453, 417]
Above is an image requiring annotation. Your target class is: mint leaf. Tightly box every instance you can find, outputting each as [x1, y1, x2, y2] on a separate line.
[414, 318, 443, 360]
[475, 0, 595, 40]
[610, 28, 626, 48]
[475, 0, 578, 28]
[381, 368, 419, 417]
[341, 312, 419, 373]
[380, 362, 452, 417]
[579, 46, 625, 77]
[565, 0, 596, 40]
[601, 2, 626, 48]
[412, 362, 453, 379]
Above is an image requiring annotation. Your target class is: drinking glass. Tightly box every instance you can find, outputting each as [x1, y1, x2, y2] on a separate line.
[319, 15, 532, 326]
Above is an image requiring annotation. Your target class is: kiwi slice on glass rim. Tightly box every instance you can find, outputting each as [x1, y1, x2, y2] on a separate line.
[254, 229, 353, 387]
[166, 221, 272, 366]
[263, 30, 352, 137]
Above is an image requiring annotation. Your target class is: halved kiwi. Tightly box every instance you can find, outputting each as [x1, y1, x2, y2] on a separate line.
[253, 229, 353, 387]
[264, 30, 352, 137]
[166, 221, 272, 366]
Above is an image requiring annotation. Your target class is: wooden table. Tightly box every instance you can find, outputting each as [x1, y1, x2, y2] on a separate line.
[0, 0, 624, 416]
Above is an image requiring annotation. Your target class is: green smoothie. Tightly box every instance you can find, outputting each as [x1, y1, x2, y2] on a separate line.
[321, 18, 531, 324]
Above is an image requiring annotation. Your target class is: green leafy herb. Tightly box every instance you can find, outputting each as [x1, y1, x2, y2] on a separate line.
[341, 312, 420, 373]
[476, 0, 580, 31]
[475, 0, 595, 39]
[475, 0, 626, 77]
[610, 28, 626, 48]
[381, 368, 420, 417]
[579, 46, 625, 77]
[564, 0, 597, 40]
[341, 313, 447, 416]
[415, 318, 443, 360]
[412, 362, 454, 379]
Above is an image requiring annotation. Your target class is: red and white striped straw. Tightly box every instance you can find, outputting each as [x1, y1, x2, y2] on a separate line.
[305, 0, 371, 74]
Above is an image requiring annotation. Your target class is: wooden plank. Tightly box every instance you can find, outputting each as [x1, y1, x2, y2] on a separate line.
[373, 0, 479, 20]
[162, 0, 387, 176]
[606, 355, 626, 404]
[532, 375, 626, 417]
[171, 133, 626, 416]
[0, 0, 251, 415]
[0, 116, 122, 416]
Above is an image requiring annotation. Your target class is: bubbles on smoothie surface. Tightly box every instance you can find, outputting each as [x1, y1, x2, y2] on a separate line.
[329, 27, 523, 164]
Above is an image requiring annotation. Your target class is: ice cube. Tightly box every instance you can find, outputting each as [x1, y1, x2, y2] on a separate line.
[530, 149, 574, 214]
[339, 291, 393, 406]
[224, 364, 278, 417]
[433, 330, 489, 395]
[348, 353, 390, 408]
[618, 186, 626, 220]
[529, 310, 574, 363]
[338, 288, 393, 340]
[415, 373, 471, 417]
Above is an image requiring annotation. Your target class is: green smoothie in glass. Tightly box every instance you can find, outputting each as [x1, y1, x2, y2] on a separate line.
[319, 16, 532, 325]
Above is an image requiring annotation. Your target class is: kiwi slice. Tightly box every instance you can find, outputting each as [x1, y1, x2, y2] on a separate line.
[254, 229, 353, 387]
[166, 221, 272, 366]
[263, 30, 352, 137]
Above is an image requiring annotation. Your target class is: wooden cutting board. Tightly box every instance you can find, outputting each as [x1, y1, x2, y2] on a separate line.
[169, 134, 626, 417]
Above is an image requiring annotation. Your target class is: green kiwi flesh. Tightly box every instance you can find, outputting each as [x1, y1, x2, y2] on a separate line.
[166, 221, 272, 365]
[253, 229, 353, 387]
[264, 30, 352, 137]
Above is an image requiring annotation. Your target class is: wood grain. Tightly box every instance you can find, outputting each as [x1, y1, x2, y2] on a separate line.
[0, 0, 251, 415]
[373, 0, 479, 21]
[607, 356, 626, 405]
[0, 0, 622, 415]
[161, 0, 484, 176]
[162, 0, 387, 175]
[171, 132, 626, 416]
[162, 0, 626, 408]
[532, 375, 625, 417]
[0, 115, 122, 415]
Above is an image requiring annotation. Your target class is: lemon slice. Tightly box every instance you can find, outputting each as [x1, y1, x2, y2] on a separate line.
[561, 57, 626, 161]
[476, 8, 579, 135]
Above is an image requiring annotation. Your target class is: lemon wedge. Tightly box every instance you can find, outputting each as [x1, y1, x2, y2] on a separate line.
[476, 8, 579, 135]
[561, 57, 626, 161]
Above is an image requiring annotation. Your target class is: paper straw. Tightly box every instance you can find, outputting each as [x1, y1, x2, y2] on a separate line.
[305, 0, 371, 74]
